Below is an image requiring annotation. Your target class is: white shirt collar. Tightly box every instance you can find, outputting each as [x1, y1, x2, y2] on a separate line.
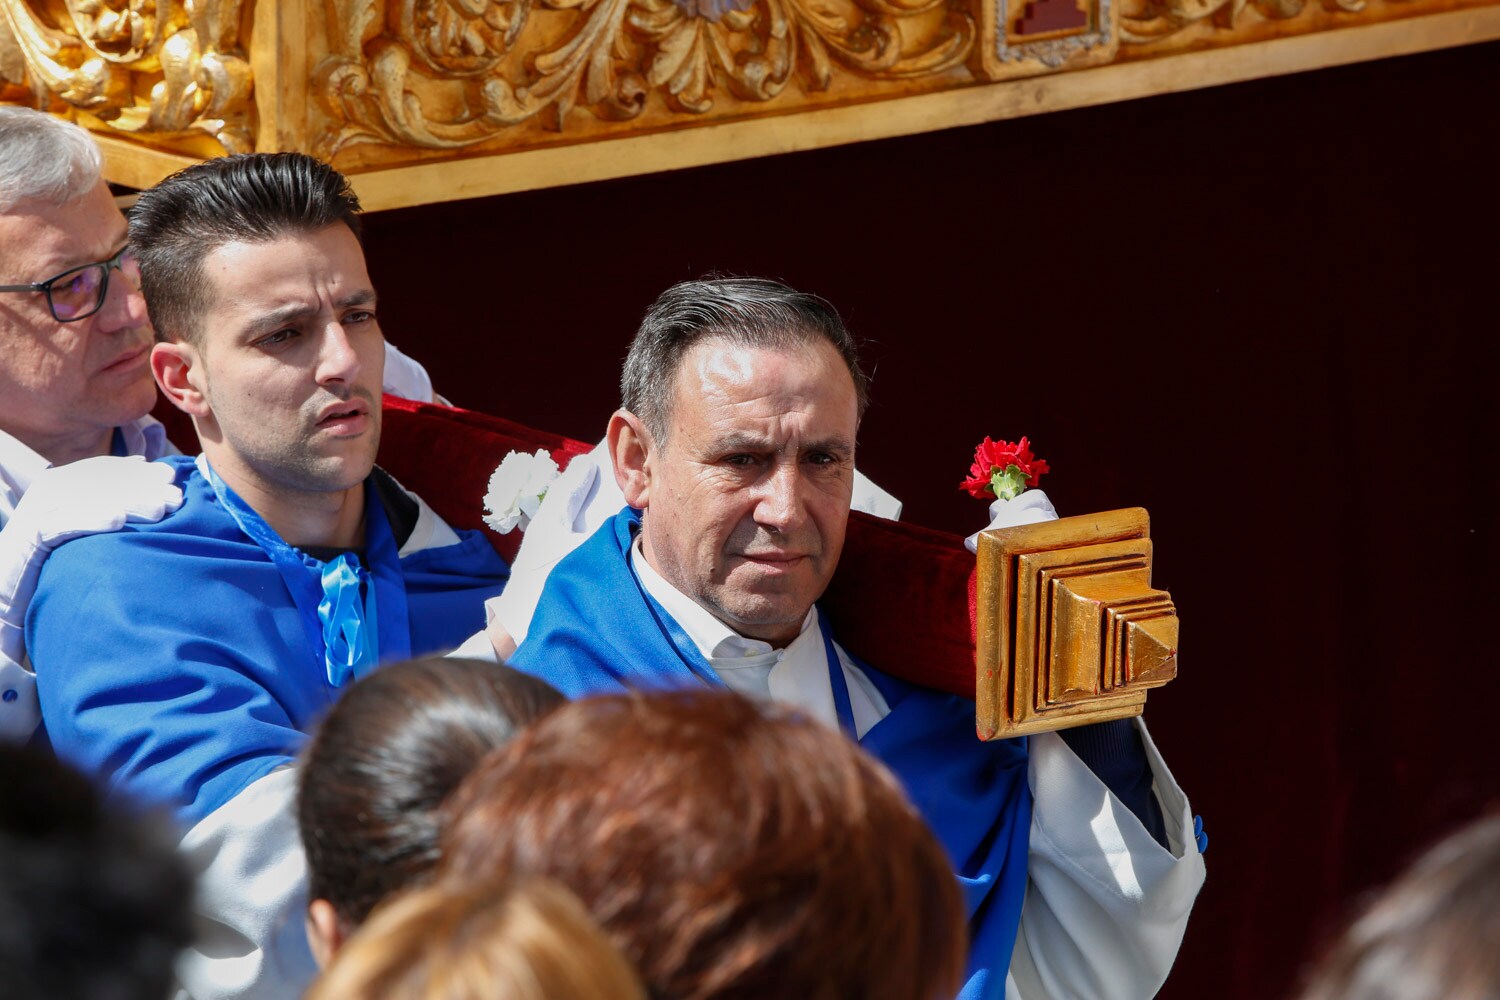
[119, 414, 173, 462]
[628, 535, 889, 736]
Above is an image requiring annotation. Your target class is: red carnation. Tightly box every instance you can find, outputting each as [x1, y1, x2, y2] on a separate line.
[960, 436, 1051, 501]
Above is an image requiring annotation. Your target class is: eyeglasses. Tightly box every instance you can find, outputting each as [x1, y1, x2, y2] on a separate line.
[0, 247, 142, 323]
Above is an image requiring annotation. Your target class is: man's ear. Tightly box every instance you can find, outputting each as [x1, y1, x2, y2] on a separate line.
[305, 898, 345, 969]
[151, 341, 209, 418]
[608, 409, 655, 510]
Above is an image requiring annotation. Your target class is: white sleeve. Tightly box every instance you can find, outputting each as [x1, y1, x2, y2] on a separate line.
[381, 341, 439, 404]
[448, 628, 502, 662]
[485, 440, 622, 646]
[1005, 719, 1206, 1000]
[175, 767, 318, 1000]
[850, 470, 903, 521]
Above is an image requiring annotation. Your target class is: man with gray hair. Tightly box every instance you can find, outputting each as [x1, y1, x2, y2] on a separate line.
[507, 275, 1206, 999]
[0, 107, 171, 515]
[0, 107, 181, 740]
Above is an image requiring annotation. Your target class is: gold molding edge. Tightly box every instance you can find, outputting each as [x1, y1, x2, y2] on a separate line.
[11, 4, 1495, 206]
[342, 6, 1500, 210]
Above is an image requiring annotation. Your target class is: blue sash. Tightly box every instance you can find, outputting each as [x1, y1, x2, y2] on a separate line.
[509, 508, 1033, 999]
[201, 459, 410, 688]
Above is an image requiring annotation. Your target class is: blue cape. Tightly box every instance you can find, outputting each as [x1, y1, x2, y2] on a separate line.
[29, 456, 508, 828]
[509, 508, 1033, 999]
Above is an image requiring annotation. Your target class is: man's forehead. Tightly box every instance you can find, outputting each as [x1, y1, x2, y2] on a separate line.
[201, 229, 372, 302]
[1, 186, 125, 275]
[669, 338, 859, 445]
[678, 338, 852, 398]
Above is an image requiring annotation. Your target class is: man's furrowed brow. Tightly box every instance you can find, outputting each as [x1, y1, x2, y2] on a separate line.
[245, 302, 318, 337]
[709, 432, 855, 456]
[710, 431, 777, 454]
[243, 289, 376, 337]
[804, 436, 856, 458]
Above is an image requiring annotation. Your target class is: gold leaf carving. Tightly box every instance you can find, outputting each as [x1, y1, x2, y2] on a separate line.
[1120, 0, 1388, 43]
[0, 0, 254, 151]
[317, 0, 973, 153]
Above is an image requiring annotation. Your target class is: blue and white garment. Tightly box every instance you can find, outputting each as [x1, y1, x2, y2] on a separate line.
[28, 454, 508, 999]
[0, 415, 176, 741]
[509, 507, 1207, 1000]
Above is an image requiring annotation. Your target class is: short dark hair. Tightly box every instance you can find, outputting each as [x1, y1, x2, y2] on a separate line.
[620, 277, 871, 442]
[1296, 813, 1500, 1000]
[441, 689, 967, 1000]
[0, 746, 194, 1000]
[297, 656, 565, 929]
[129, 152, 363, 345]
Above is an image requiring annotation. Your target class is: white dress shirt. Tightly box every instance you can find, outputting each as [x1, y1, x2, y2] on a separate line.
[628, 535, 890, 737]
[0, 415, 174, 529]
[0, 416, 176, 740]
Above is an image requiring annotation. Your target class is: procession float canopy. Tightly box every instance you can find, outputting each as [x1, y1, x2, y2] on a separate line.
[0, 0, 1494, 210]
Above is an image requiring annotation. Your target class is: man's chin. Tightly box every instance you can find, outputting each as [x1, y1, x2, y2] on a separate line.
[292, 450, 378, 494]
[713, 593, 817, 643]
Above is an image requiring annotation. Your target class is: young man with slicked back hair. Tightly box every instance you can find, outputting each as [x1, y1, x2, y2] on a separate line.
[25, 153, 510, 1000]
[0, 109, 443, 745]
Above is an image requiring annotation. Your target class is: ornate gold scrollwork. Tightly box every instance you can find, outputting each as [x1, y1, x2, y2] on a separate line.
[1120, 0, 1372, 43]
[316, 0, 973, 154]
[0, 0, 255, 151]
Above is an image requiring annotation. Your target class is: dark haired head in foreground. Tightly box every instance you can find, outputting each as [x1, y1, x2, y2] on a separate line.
[305, 878, 647, 1000]
[0, 746, 193, 1000]
[1296, 813, 1500, 1000]
[297, 656, 564, 965]
[441, 688, 967, 1000]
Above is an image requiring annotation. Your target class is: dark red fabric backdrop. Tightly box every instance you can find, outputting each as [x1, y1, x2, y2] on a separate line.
[358, 40, 1499, 1000]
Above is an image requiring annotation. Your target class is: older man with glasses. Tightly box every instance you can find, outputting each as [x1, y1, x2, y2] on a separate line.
[0, 107, 171, 525]
[0, 109, 187, 743]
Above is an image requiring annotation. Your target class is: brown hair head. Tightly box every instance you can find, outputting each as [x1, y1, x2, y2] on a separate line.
[304, 877, 647, 1000]
[441, 688, 967, 1000]
[297, 656, 564, 929]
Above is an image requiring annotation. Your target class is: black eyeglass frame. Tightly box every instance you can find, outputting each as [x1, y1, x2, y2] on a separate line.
[0, 246, 139, 323]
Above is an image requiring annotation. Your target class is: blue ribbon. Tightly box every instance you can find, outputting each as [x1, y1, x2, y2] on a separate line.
[818, 612, 857, 738]
[199, 458, 409, 691]
[318, 553, 379, 688]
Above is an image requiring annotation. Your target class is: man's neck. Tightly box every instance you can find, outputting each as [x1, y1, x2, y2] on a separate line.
[207, 454, 367, 550]
[8, 424, 116, 468]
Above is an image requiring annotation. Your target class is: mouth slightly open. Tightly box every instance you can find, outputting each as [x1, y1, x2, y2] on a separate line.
[315, 399, 371, 437]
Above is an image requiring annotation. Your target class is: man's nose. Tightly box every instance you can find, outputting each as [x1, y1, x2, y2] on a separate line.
[95, 270, 149, 334]
[754, 462, 810, 534]
[315, 323, 361, 385]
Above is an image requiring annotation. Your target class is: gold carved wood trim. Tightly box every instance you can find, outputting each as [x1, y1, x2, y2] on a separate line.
[0, 0, 255, 154]
[334, 6, 1500, 208]
[3, 0, 1497, 206]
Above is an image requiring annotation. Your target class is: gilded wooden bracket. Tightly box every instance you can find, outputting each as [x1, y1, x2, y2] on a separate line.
[974, 507, 1178, 740]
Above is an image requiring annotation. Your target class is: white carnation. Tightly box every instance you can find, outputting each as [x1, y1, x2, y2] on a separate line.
[483, 449, 560, 535]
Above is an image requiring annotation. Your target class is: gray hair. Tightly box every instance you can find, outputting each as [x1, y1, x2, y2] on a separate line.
[0, 108, 102, 213]
[621, 276, 871, 443]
